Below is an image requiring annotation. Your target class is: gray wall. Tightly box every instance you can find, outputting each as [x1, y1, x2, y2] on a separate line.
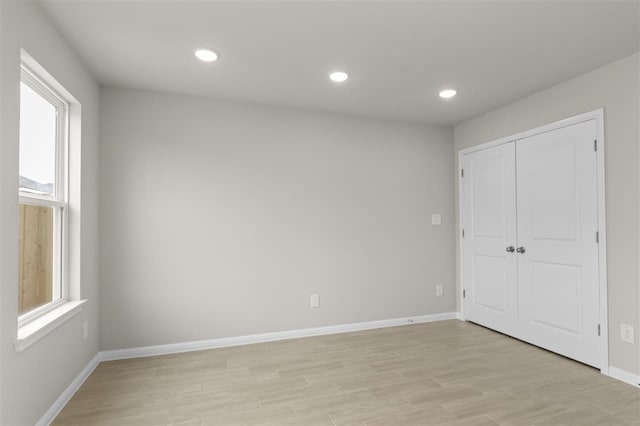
[454, 53, 640, 375]
[99, 87, 455, 350]
[0, 1, 100, 425]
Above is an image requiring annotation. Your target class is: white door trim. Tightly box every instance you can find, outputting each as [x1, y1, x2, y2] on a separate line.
[458, 108, 608, 373]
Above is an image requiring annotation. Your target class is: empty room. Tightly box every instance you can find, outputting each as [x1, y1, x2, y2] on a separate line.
[0, 0, 639, 425]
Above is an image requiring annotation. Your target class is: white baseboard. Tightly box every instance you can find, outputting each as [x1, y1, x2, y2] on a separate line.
[37, 352, 101, 426]
[607, 366, 640, 388]
[39, 313, 459, 424]
[100, 312, 459, 361]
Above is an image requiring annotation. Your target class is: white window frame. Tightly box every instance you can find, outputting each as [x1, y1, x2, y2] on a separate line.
[17, 64, 70, 328]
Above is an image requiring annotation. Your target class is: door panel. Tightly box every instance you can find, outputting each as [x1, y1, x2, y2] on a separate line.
[462, 142, 518, 337]
[473, 255, 509, 312]
[472, 158, 508, 238]
[528, 142, 578, 241]
[530, 261, 581, 333]
[516, 120, 600, 367]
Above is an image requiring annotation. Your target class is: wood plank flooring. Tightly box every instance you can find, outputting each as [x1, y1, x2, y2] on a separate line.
[53, 320, 640, 425]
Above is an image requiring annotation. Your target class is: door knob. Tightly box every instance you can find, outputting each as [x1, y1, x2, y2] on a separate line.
[516, 247, 526, 253]
[506, 246, 515, 253]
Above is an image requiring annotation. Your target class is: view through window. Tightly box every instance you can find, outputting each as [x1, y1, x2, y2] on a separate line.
[18, 69, 67, 317]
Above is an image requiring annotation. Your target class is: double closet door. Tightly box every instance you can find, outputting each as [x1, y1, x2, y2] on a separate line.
[461, 119, 601, 368]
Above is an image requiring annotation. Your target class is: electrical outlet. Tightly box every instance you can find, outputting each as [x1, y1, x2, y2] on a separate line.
[436, 285, 443, 296]
[310, 294, 319, 308]
[620, 324, 634, 343]
[83, 320, 89, 339]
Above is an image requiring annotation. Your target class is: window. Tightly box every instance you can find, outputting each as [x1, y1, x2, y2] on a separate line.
[18, 65, 68, 323]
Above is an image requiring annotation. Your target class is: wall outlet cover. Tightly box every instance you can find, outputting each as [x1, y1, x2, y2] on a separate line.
[620, 324, 634, 343]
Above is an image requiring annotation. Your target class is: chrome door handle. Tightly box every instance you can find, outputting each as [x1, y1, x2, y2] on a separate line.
[516, 247, 526, 254]
[506, 246, 515, 253]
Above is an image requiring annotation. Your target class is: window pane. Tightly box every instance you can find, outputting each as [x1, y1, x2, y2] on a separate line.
[18, 203, 55, 315]
[19, 81, 57, 195]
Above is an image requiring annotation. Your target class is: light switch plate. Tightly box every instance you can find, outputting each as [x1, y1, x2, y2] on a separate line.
[431, 214, 442, 225]
[310, 294, 319, 308]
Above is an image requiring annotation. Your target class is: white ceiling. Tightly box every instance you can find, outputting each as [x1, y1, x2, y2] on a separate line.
[38, 1, 639, 125]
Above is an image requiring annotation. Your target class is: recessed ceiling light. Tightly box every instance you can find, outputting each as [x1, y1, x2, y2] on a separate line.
[439, 89, 457, 99]
[194, 48, 219, 62]
[329, 71, 349, 82]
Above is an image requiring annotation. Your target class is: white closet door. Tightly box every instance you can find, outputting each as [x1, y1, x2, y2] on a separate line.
[516, 120, 600, 367]
[462, 142, 518, 337]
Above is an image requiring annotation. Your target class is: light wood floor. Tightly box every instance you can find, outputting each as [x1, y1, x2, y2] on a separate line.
[53, 320, 639, 425]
